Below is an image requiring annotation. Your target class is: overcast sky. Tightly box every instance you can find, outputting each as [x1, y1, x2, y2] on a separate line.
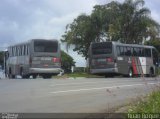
[0, 0, 160, 67]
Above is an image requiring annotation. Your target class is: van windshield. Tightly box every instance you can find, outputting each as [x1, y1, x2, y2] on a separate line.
[92, 42, 112, 55]
[34, 40, 58, 53]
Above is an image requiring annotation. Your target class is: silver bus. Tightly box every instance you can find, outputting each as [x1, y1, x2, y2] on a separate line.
[5, 39, 61, 79]
[89, 41, 159, 77]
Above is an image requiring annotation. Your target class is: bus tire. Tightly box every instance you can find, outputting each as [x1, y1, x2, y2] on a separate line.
[43, 75, 52, 79]
[149, 68, 154, 77]
[9, 74, 15, 79]
[8, 68, 15, 79]
[105, 74, 113, 78]
[20, 68, 25, 79]
[128, 68, 133, 77]
[32, 75, 37, 79]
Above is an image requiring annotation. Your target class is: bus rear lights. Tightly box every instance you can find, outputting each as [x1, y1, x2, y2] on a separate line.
[44, 64, 48, 67]
[106, 57, 113, 62]
[52, 58, 61, 63]
[29, 57, 32, 66]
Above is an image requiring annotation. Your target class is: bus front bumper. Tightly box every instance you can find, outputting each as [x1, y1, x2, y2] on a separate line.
[90, 68, 118, 74]
[29, 68, 61, 74]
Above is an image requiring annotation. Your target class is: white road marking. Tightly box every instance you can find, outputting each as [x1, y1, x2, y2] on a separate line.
[50, 80, 141, 86]
[50, 82, 158, 94]
[51, 81, 111, 86]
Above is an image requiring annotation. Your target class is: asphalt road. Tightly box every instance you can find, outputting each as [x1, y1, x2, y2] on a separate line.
[0, 77, 160, 113]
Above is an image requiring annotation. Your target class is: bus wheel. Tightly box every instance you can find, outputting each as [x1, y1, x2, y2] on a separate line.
[20, 68, 25, 79]
[9, 74, 15, 79]
[149, 68, 154, 77]
[32, 75, 37, 79]
[43, 75, 52, 79]
[22, 75, 29, 79]
[128, 68, 133, 77]
[105, 74, 113, 78]
[9, 68, 15, 79]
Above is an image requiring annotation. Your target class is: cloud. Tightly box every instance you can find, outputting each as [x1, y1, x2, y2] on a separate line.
[0, 0, 160, 66]
[0, 0, 98, 42]
[0, 0, 99, 66]
[145, 0, 160, 24]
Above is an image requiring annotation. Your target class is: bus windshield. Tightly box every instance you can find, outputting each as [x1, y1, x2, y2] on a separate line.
[92, 42, 112, 55]
[34, 40, 58, 53]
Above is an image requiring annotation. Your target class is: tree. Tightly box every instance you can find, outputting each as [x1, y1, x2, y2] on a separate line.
[61, 14, 94, 59]
[61, 50, 75, 73]
[145, 38, 160, 53]
[107, 0, 160, 44]
[0, 51, 4, 68]
[61, 0, 160, 59]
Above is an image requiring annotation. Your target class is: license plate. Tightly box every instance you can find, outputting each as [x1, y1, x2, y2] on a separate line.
[32, 61, 40, 64]
[44, 64, 48, 67]
[97, 59, 106, 62]
[41, 57, 51, 61]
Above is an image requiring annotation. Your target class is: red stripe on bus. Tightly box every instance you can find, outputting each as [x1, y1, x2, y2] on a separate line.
[132, 57, 138, 75]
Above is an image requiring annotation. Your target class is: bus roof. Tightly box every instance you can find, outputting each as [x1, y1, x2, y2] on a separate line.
[8, 39, 58, 48]
[91, 41, 155, 49]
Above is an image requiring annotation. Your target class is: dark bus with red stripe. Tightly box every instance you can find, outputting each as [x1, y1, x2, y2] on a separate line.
[6, 39, 61, 79]
[88, 41, 159, 77]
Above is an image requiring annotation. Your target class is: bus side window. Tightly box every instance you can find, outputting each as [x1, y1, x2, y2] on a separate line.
[141, 48, 145, 57]
[117, 46, 120, 56]
[22, 45, 24, 56]
[18, 47, 20, 56]
[126, 47, 131, 56]
[120, 46, 124, 56]
[15, 47, 17, 56]
[152, 48, 158, 65]
[11, 47, 13, 57]
[137, 48, 140, 56]
[23, 45, 26, 55]
[133, 47, 137, 56]
[25, 45, 28, 55]
[124, 47, 127, 56]
[145, 48, 151, 57]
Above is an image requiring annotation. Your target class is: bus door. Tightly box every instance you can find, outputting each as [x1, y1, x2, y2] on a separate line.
[152, 48, 159, 74]
[116, 46, 130, 75]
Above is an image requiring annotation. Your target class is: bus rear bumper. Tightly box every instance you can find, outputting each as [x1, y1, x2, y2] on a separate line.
[29, 68, 61, 74]
[90, 68, 118, 74]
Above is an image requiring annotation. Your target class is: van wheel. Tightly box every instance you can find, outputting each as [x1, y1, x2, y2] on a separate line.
[128, 68, 133, 77]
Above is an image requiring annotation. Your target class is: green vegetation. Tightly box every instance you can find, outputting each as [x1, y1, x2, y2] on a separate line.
[56, 72, 104, 78]
[0, 51, 4, 67]
[145, 39, 160, 53]
[61, 0, 160, 59]
[61, 50, 75, 73]
[65, 72, 103, 78]
[128, 90, 160, 113]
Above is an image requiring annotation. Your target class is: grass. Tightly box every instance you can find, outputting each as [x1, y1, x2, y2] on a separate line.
[54, 72, 104, 78]
[128, 90, 160, 113]
[65, 72, 104, 78]
[127, 68, 160, 114]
